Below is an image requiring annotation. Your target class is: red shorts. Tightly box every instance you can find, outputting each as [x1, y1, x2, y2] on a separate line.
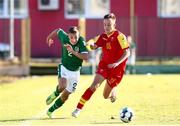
[96, 61, 126, 88]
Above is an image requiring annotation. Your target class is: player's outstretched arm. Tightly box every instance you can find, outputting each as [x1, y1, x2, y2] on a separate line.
[64, 44, 89, 60]
[46, 29, 59, 47]
[86, 36, 99, 50]
[73, 52, 89, 60]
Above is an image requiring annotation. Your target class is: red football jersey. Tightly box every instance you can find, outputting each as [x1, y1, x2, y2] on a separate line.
[95, 30, 129, 65]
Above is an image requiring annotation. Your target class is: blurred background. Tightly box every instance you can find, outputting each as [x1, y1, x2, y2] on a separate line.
[0, 0, 180, 76]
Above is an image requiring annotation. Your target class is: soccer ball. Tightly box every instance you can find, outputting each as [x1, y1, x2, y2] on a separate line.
[120, 107, 134, 123]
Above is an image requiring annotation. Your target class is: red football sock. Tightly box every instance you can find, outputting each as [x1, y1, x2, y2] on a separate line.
[77, 88, 94, 109]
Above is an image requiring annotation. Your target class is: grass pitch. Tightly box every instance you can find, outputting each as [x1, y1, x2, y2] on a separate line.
[0, 74, 180, 126]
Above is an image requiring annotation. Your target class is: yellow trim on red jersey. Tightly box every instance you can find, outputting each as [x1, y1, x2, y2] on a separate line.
[117, 33, 129, 49]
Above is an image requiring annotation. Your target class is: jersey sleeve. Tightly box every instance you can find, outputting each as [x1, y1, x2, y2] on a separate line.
[57, 29, 68, 44]
[117, 33, 129, 49]
[79, 37, 88, 53]
[95, 35, 104, 47]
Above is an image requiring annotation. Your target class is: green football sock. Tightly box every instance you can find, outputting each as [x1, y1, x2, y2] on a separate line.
[48, 98, 64, 112]
[54, 86, 60, 96]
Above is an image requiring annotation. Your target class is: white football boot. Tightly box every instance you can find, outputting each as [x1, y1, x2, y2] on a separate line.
[72, 108, 81, 118]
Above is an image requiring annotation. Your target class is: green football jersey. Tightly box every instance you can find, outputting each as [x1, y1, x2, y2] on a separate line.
[57, 29, 88, 71]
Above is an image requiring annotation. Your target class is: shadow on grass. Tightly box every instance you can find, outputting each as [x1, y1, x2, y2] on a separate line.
[0, 117, 69, 122]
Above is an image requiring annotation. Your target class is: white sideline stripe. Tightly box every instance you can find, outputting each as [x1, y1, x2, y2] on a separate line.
[20, 110, 46, 126]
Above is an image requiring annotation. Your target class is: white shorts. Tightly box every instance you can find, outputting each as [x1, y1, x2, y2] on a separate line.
[58, 64, 80, 93]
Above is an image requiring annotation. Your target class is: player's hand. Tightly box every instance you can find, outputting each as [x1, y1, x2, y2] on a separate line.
[90, 44, 97, 50]
[64, 44, 74, 53]
[47, 38, 54, 47]
[108, 62, 119, 68]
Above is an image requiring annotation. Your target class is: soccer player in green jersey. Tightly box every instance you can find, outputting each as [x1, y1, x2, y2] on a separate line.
[46, 26, 88, 118]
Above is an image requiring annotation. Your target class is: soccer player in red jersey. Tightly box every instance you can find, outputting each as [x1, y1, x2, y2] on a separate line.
[72, 13, 130, 117]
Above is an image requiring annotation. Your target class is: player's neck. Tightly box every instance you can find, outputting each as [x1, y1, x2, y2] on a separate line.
[106, 29, 116, 37]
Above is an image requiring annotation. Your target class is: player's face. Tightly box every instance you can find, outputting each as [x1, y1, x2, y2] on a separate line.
[103, 18, 116, 34]
[68, 33, 79, 45]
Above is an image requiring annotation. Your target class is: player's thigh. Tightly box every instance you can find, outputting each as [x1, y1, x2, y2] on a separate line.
[58, 77, 67, 91]
[90, 74, 105, 90]
[66, 70, 80, 93]
[103, 82, 113, 99]
[57, 64, 69, 90]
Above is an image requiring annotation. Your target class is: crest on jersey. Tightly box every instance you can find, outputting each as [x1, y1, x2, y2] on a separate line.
[74, 46, 79, 52]
[106, 42, 111, 49]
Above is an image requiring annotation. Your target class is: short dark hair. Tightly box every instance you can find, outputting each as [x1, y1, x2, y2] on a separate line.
[68, 26, 79, 34]
[104, 13, 116, 20]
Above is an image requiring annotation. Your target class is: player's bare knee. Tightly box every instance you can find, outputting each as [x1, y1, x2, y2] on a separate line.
[60, 90, 71, 102]
[91, 81, 101, 90]
[89, 86, 96, 92]
[103, 93, 109, 99]
[58, 86, 65, 92]
[89, 84, 99, 92]
[61, 94, 69, 102]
